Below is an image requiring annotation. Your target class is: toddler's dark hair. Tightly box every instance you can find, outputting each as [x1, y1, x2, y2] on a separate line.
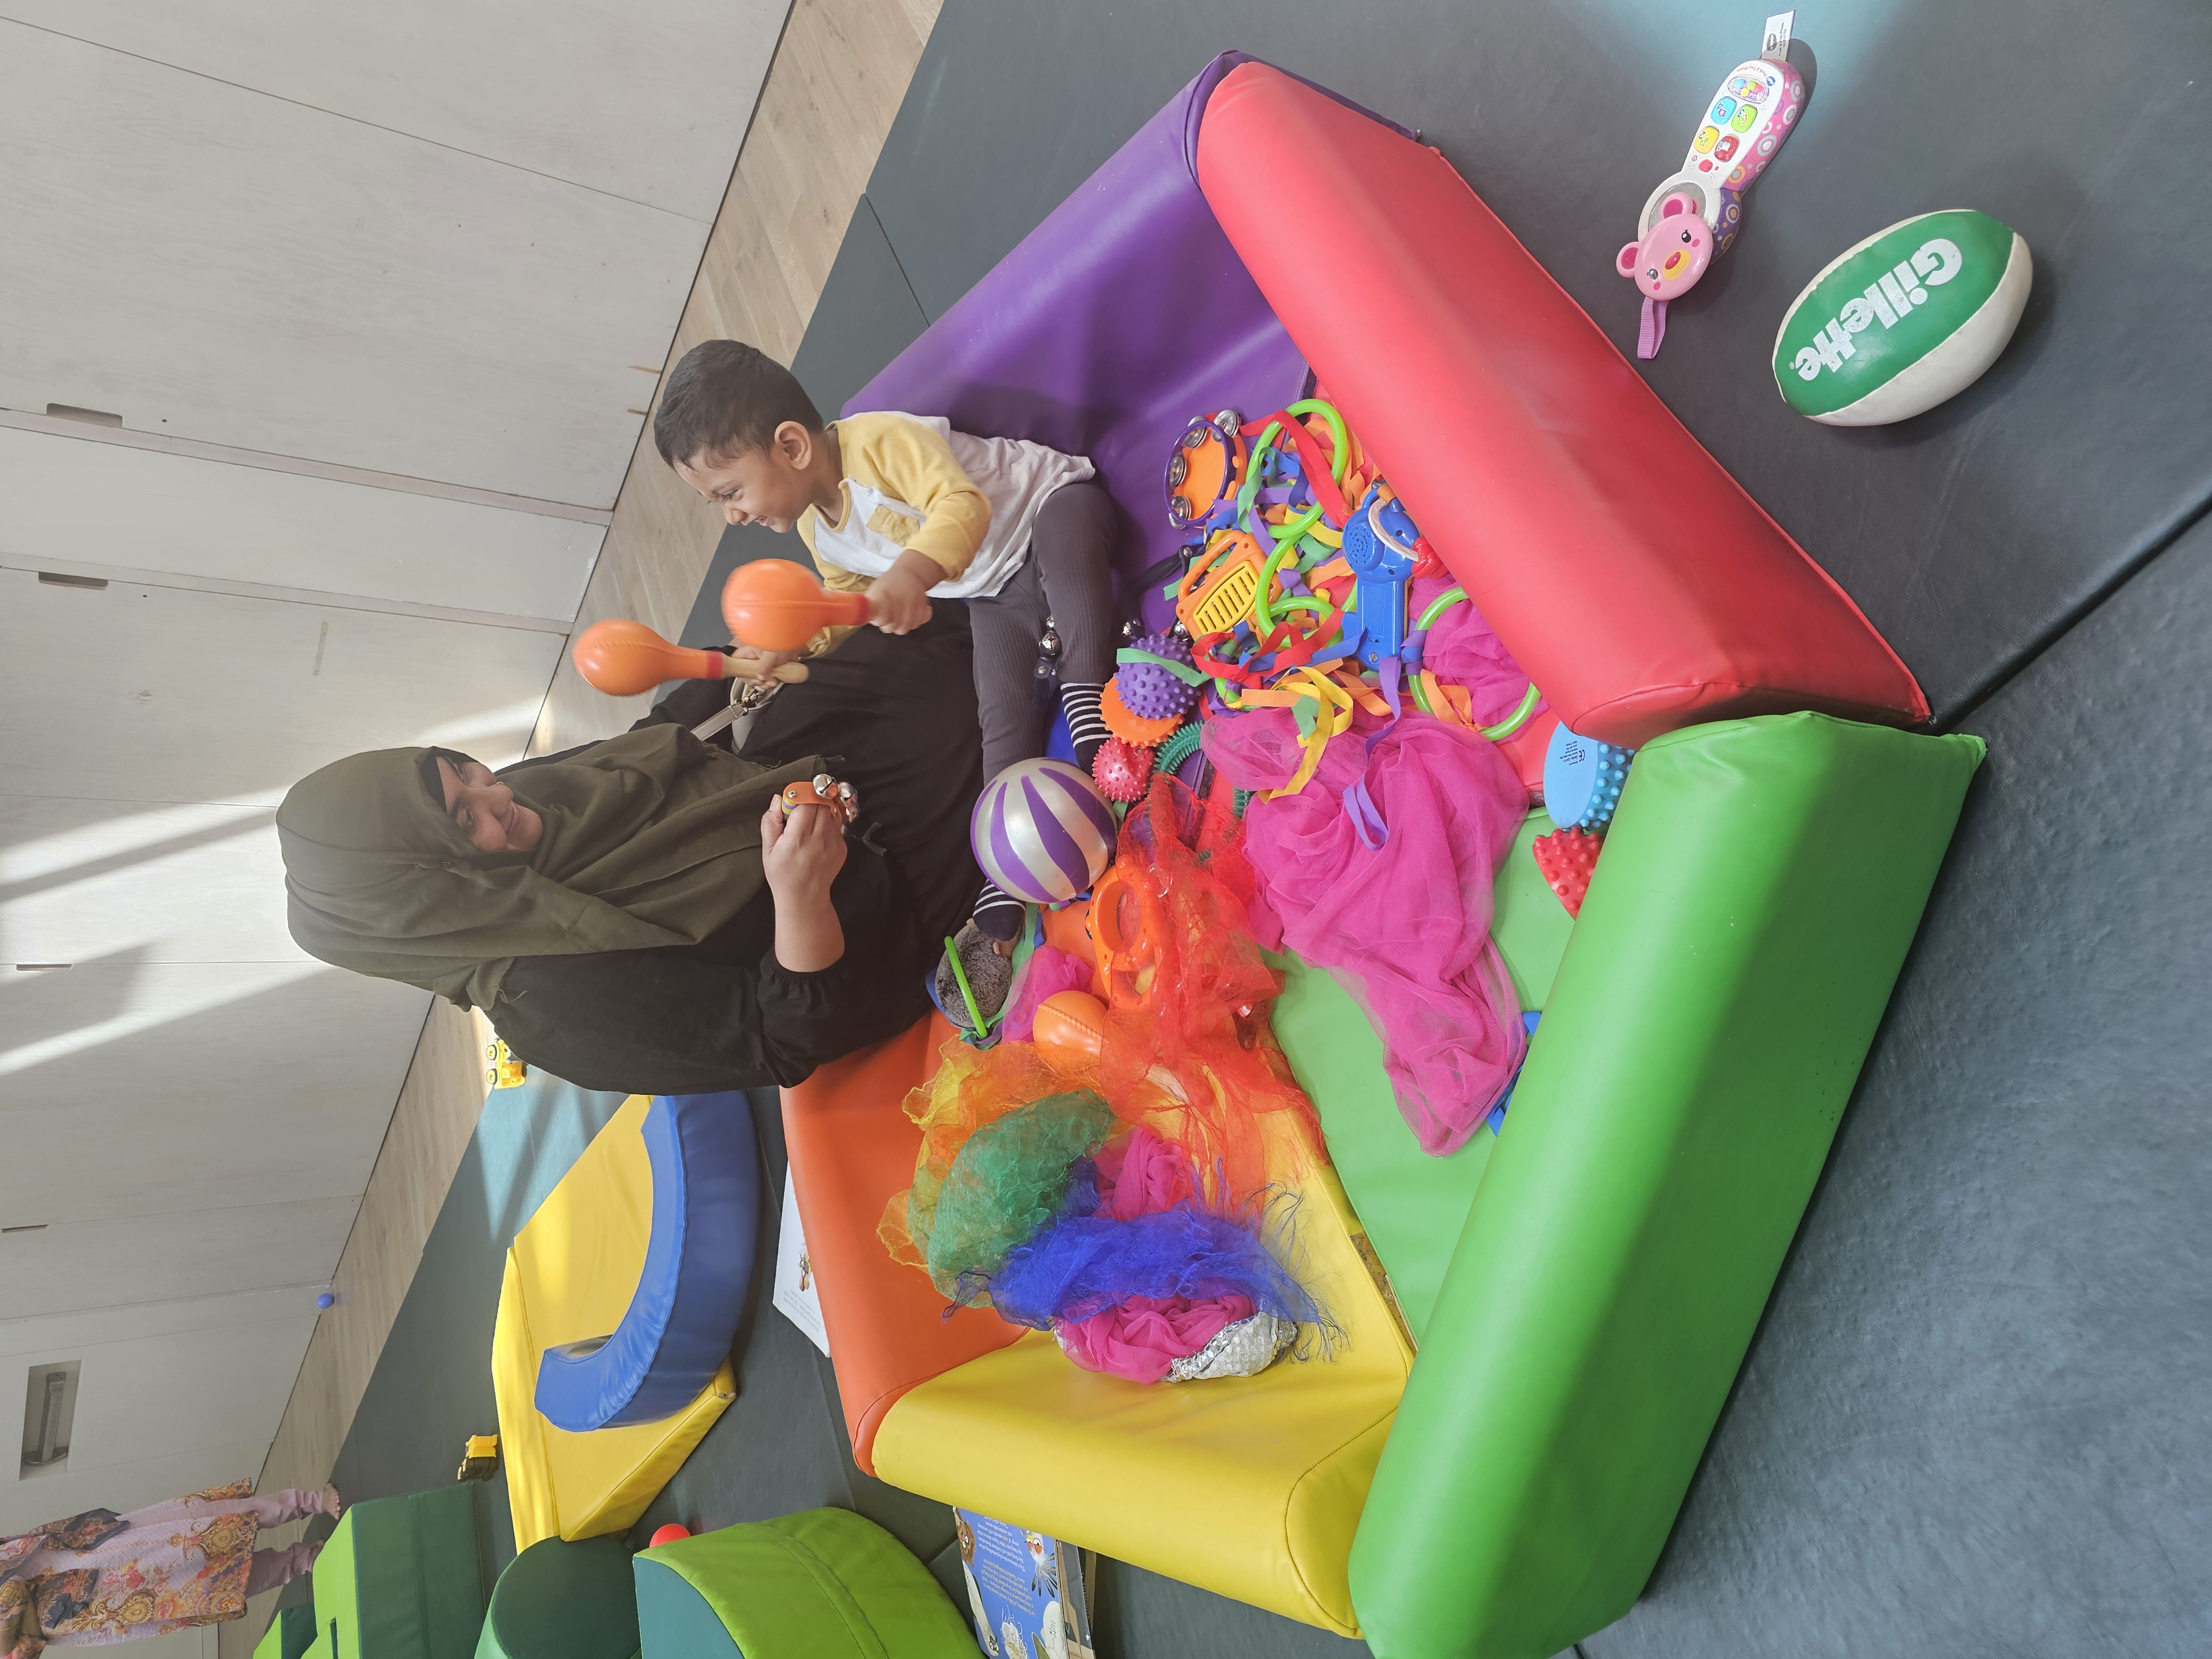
[653, 340, 823, 468]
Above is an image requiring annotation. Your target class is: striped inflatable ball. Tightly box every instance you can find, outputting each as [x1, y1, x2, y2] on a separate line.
[971, 758, 1118, 904]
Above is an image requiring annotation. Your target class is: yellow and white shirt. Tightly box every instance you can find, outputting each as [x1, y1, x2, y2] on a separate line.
[796, 413, 1094, 610]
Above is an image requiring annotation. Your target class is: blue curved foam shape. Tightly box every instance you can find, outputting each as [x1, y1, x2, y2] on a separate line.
[534, 1092, 759, 1432]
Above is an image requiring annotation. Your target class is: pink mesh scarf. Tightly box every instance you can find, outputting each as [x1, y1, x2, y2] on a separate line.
[1204, 696, 1530, 1155]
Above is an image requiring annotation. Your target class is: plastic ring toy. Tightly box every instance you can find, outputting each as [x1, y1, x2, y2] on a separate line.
[1481, 683, 1543, 741]
[1090, 862, 1167, 1012]
[1415, 587, 1468, 630]
[1284, 398, 1350, 484]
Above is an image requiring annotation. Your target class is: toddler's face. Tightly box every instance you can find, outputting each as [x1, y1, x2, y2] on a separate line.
[676, 424, 821, 533]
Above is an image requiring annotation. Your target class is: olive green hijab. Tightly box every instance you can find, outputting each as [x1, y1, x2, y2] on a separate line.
[278, 724, 823, 1010]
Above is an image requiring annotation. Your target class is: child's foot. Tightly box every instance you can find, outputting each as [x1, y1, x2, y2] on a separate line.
[933, 923, 1015, 1036]
[1058, 683, 1109, 775]
[973, 881, 1024, 942]
[317, 1484, 344, 1519]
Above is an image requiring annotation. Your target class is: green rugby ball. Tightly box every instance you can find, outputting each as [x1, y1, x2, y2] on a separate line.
[1773, 209, 2031, 425]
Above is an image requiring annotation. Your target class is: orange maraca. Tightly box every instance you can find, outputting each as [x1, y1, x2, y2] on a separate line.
[572, 618, 806, 697]
[721, 559, 872, 653]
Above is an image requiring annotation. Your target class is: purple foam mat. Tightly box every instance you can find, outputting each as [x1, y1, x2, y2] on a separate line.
[847, 53, 1406, 632]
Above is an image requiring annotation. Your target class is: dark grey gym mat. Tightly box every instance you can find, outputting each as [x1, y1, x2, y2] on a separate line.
[1581, 510, 2212, 1659]
[866, 0, 2212, 726]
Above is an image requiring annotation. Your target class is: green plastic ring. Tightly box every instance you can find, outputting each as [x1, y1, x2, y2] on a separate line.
[1480, 682, 1543, 742]
[1416, 586, 1469, 630]
[1283, 398, 1350, 484]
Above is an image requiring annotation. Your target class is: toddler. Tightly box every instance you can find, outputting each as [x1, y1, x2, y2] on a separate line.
[655, 340, 1117, 940]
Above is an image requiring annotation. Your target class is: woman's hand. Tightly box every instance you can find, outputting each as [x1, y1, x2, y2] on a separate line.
[762, 800, 847, 972]
[762, 798, 847, 899]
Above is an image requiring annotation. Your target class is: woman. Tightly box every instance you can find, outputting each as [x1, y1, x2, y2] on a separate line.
[1, 1480, 339, 1653]
[278, 609, 984, 1094]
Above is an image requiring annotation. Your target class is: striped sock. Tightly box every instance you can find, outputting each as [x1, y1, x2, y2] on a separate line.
[1059, 682, 1110, 773]
[973, 880, 1025, 942]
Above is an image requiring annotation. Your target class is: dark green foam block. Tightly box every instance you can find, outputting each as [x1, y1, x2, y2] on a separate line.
[1347, 713, 1984, 1659]
[1273, 809, 1573, 1339]
[475, 1536, 638, 1659]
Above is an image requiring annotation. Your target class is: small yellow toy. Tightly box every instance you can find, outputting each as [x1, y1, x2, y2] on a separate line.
[456, 1433, 500, 1481]
[485, 1041, 527, 1090]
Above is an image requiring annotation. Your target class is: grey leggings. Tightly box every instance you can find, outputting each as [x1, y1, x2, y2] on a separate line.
[969, 481, 1118, 781]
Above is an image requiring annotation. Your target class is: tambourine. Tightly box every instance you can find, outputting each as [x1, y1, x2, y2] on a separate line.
[778, 773, 858, 823]
[1164, 409, 1246, 528]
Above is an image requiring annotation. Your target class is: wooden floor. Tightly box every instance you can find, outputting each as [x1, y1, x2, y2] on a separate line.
[225, 3, 941, 1649]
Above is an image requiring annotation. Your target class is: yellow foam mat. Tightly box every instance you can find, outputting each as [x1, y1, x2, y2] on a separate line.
[872, 1120, 1411, 1636]
[492, 1095, 735, 1549]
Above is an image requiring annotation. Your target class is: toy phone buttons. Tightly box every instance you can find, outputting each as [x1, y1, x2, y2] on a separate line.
[1694, 125, 1720, 154]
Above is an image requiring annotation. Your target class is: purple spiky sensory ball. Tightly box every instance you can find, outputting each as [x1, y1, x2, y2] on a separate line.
[1117, 632, 1198, 723]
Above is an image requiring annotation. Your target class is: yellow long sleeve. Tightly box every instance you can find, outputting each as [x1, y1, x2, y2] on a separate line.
[811, 414, 994, 580]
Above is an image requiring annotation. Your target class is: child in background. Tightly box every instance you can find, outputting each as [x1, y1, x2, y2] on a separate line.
[654, 340, 1118, 942]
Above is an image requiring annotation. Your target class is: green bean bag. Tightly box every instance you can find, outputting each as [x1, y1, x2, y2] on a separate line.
[632, 1509, 975, 1659]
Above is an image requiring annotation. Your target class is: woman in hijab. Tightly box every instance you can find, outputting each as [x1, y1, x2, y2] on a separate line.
[276, 611, 984, 1094]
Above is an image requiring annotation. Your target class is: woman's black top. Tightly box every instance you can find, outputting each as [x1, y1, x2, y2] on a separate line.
[488, 605, 985, 1094]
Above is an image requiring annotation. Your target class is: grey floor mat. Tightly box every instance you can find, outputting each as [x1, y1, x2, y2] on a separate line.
[1583, 512, 2212, 1658]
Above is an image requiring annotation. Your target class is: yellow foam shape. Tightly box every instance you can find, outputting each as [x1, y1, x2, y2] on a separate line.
[493, 1095, 735, 1550]
[872, 1115, 1411, 1636]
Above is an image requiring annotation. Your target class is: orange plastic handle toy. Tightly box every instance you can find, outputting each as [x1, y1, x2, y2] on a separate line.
[1090, 862, 1167, 1013]
[721, 560, 873, 652]
[572, 618, 808, 696]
